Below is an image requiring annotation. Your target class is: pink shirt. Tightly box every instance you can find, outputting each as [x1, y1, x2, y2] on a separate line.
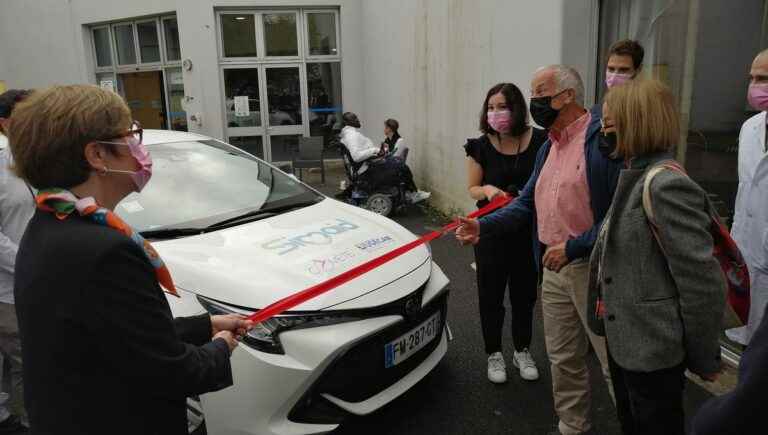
[535, 112, 595, 246]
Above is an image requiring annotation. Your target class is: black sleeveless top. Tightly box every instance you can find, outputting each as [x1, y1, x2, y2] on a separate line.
[464, 127, 547, 208]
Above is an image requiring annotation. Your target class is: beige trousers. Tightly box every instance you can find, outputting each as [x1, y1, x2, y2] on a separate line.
[541, 261, 612, 435]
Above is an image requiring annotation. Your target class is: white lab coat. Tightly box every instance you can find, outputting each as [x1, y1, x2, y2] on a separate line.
[728, 111, 768, 345]
[340, 126, 379, 173]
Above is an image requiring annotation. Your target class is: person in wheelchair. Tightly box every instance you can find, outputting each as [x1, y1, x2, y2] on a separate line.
[382, 118, 408, 160]
[339, 112, 429, 204]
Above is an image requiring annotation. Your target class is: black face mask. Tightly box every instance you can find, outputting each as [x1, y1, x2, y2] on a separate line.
[599, 131, 618, 159]
[529, 96, 560, 129]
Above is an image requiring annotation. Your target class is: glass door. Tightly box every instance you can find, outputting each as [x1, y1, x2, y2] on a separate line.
[262, 64, 305, 163]
[222, 66, 266, 159]
[223, 64, 307, 162]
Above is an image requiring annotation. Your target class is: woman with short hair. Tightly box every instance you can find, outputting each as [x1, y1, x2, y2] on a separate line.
[588, 79, 725, 434]
[9, 85, 251, 435]
[383, 118, 405, 156]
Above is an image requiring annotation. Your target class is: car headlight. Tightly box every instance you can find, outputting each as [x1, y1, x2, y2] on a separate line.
[197, 295, 359, 355]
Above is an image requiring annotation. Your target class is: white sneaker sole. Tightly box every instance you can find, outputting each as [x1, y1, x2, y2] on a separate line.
[512, 358, 540, 381]
[488, 372, 507, 384]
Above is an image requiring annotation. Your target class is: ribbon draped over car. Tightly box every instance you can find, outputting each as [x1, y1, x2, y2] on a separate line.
[246, 194, 514, 324]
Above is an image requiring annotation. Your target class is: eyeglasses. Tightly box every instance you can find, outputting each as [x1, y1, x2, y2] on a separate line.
[97, 120, 143, 145]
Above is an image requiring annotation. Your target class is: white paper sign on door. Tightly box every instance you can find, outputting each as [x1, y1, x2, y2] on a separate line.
[169, 70, 183, 85]
[100, 80, 115, 92]
[234, 96, 250, 117]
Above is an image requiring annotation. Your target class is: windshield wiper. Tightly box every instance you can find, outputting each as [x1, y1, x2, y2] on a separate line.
[205, 199, 323, 229]
[138, 198, 323, 240]
[140, 227, 206, 240]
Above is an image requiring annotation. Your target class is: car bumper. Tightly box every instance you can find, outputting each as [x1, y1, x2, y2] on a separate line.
[199, 262, 450, 435]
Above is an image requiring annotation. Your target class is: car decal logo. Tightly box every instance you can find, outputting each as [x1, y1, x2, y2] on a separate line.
[307, 250, 357, 275]
[262, 219, 360, 255]
[355, 235, 394, 252]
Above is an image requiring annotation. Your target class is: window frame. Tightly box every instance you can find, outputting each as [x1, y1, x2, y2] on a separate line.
[217, 11, 261, 62]
[135, 18, 164, 66]
[164, 66, 188, 131]
[161, 16, 182, 64]
[259, 10, 302, 60]
[305, 60, 343, 137]
[111, 21, 139, 68]
[91, 25, 115, 70]
[220, 64, 268, 137]
[215, 7, 342, 162]
[303, 10, 341, 60]
[89, 14, 186, 132]
[217, 10, 310, 63]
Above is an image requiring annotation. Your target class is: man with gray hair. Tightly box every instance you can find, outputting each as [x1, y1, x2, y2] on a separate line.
[457, 65, 621, 435]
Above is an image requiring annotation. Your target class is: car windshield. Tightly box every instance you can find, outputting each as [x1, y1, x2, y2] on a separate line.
[116, 139, 322, 233]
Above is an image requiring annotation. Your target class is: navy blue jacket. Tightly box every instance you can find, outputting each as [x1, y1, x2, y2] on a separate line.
[691, 305, 768, 435]
[478, 107, 622, 271]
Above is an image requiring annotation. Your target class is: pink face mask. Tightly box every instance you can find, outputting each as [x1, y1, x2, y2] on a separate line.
[605, 72, 632, 88]
[487, 110, 512, 133]
[100, 136, 153, 192]
[748, 83, 768, 111]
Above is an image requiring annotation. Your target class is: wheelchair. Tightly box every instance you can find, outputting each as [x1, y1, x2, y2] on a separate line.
[334, 142, 409, 217]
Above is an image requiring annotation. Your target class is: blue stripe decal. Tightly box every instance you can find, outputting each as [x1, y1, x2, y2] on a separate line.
[309, 107, 342, 113]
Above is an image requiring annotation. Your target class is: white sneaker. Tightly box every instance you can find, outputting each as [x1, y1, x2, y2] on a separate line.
[406, 190, 431, 204]
[487, 352, 507, 384]
[513, 348, 540, 381]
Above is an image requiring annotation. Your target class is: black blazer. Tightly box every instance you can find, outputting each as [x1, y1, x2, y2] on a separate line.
[14, 210, 233, 435]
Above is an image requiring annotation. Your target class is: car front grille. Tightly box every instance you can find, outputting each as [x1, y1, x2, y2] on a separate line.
[288, 289, 449, 424]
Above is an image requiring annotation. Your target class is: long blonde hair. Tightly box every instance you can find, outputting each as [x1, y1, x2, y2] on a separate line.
[604, 79, 679, 159]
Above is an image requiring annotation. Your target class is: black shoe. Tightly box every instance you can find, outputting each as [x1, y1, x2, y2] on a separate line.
[0, 416, 27, 434]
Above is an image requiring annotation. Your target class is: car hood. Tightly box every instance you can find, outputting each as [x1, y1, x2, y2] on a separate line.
[153, 198, 431, 311]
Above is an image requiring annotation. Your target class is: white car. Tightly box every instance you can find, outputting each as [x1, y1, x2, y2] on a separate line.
[119, 130, 451, 435]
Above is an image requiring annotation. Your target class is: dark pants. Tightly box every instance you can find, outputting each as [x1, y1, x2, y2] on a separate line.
[362, 157, 417, 192]
[607, 350, 686, 435]
[473, 231, 537, 354]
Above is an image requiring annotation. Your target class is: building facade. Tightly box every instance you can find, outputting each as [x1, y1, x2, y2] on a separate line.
[0, 0, 600, 208]
[0, 0, 764, 229]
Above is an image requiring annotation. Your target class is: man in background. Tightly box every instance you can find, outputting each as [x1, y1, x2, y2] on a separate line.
[0, 89, 33, 434]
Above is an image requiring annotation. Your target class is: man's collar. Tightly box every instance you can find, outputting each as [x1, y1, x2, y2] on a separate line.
[550, 110, 590, 143]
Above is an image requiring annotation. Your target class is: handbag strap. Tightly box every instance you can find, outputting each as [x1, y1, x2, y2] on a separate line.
[641, 161, 686, 254]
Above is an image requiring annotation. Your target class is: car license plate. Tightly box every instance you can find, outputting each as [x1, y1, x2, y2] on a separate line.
[384, 312, 441, 368]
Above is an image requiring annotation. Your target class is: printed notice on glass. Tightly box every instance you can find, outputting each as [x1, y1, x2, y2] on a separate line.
[234, 96, 250, 117]
[100, 80, 115, 92]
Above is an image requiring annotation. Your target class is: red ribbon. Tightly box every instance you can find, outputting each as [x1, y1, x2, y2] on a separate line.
[246, 194, 514, 323]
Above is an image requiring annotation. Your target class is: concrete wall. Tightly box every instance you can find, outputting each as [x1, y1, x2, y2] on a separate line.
[562, 0, 600, 108]
[357, 0, 586, 213]
[0, 0, 88, 87]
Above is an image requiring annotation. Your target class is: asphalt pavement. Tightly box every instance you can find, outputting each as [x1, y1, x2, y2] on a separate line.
[323, 203, 714, 435]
